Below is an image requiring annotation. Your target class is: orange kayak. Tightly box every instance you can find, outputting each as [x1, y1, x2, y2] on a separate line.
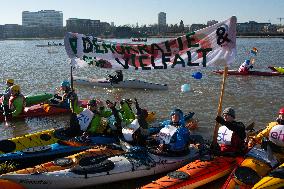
[0, 179, 26, 189]
[141, 156, 244, 189]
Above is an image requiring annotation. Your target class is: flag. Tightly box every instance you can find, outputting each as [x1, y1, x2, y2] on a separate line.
[250, 47, 258, 55]
[64, 16, 237, 70]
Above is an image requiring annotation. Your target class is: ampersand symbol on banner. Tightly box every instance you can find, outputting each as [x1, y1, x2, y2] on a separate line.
[216, 26, 231, 46]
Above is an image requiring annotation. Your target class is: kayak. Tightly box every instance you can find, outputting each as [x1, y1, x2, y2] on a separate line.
[221, 146, 278, 189]
[73, 76, 168, 90]
[0, 129, 58, 154]
[0, 135, 118, 173]
[0, 179, 26, 189]
[252, 163, 284, 189]
[11, 144, 125, 174]
[0, 106, 156, 154]
[0, 93, 53, 107]
[0, 111, 193, 172]
[25, 93, 53, 106]
[1, 146, 200, 189]
[213, 70, 282, 76]
[268, 66, 284, 74]
[0, 100, 88, 122]
[141, 156, 244, 189]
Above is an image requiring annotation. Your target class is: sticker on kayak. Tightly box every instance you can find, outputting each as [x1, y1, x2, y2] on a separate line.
[77, 108, 94, 131]
[217, 126, 233, 145]
[22, 145, 52, 153]
[269, 125, 284, 147]
[159, 125, 177, 144]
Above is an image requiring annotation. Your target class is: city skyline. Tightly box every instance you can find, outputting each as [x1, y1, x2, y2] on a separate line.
[1, 0, 284, 26]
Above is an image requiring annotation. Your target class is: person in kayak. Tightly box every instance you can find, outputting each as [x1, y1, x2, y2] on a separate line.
[108, 70, 123, 84]
[74, 98, 113, 136]
[119, 98, 136, 125]
[154, 108, 191, 154]
[238, 59, 253, 74]
[4, 85, 26, 118]
[215, 107, 246, 155]
[49, 80, 74, 109]
[0, 79, 14, 113]
[249, 107, 284, 162]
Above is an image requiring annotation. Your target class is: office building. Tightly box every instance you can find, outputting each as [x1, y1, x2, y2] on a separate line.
[22, 10, 63, 27]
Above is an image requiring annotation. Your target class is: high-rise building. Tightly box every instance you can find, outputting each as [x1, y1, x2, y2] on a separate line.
[158, 12, 166, 26]
[22, 10, 63, 27]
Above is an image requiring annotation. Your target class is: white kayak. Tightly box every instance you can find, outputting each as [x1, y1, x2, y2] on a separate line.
[73, 76, 168, 90]
[1, 146, 199, 189]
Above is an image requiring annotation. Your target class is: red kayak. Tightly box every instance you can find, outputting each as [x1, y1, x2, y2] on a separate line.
[0, 100, 88, 122]
[213, 70, 282, 76]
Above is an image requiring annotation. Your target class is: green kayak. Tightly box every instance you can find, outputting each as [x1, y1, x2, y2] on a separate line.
[25, 93, 53, 106]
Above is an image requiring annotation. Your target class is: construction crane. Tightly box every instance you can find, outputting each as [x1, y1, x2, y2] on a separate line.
[277, 17, 284, 26]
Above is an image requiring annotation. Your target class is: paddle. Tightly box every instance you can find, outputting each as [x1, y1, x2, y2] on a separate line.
[212, 66, 228, 145]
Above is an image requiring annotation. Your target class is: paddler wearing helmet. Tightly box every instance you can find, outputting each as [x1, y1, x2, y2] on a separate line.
[5, 84, 26, 118]
[49, 80, 76, 109]
[250, 107, 284, 162]
[156, 108, 190, 154]
[215, 107, 246, 155]
[0, 79, 15, 113]
[238, 59, 254, 74]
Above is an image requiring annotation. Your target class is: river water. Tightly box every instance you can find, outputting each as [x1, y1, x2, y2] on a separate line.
[0, 38, 283, 188]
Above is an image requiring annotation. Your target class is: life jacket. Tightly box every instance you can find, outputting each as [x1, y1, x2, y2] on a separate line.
[219, 123, 246, 154]
[9, 94, 26, 112]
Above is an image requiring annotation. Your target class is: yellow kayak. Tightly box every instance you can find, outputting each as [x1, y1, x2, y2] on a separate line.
[268, 66, 284, 74]
[252, 163, 284, 189]
[0, 129, 58, 154]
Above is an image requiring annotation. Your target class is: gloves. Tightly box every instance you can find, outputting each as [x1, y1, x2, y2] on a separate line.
[215, 116, 226, 125]
[3, 112, 12, 120]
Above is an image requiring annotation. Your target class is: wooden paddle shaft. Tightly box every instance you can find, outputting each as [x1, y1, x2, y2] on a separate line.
[212, 66, 228, 144]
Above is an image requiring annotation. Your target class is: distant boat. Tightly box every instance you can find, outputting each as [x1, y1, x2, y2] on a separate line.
[132, 38, 147, 42]
[36, 42, 64, 47]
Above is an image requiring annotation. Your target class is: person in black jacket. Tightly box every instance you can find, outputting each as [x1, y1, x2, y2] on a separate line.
[215, 107, 246, 155]
[108, 70, 123, 84]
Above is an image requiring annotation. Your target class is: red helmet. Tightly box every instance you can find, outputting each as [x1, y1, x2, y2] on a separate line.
[279, 108, 284, 115]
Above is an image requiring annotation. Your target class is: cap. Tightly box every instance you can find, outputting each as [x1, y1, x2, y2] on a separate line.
[222, 107, 235, 118]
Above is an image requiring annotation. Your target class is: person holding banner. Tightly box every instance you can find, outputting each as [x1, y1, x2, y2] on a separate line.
[215, 107, 246, 155]
[249, 108, 284, 162]
[238, 59, 254, 74]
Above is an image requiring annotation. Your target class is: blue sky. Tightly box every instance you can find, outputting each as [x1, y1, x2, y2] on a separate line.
[1, 0, 283, 26]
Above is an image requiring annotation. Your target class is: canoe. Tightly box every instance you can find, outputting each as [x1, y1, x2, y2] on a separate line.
[0, 100, 88, 122]
[213, 70, 282, 76]
[221, 146, 278, 189]
[1, 146, 200, 189]
[73, 76, 168, 90]
[252, 163, 284, 189]
[0, 179, 26, 189]
[141, 156, 244, 189]
[268, 66, 284, 74]
[0, 135, 118, 173]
